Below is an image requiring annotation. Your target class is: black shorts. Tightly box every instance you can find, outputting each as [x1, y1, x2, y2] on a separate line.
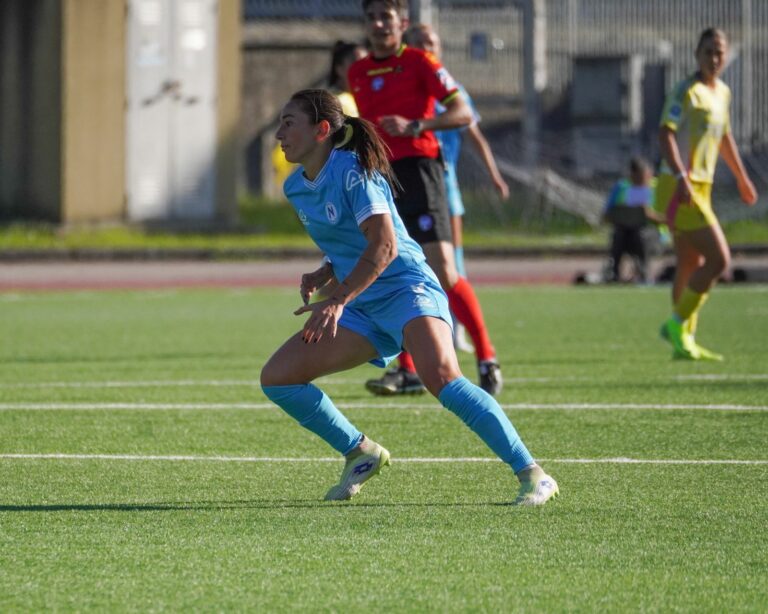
[391, 156, 452, 245]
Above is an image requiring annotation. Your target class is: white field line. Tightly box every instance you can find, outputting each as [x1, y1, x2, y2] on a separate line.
[0, 376, 579, 388]
[0, 402, 767, 412]
[673, 374, 768, 381]
[2, 373, 767, 389]
[1, 380, 263, 389]
[0, 453, 765, 465]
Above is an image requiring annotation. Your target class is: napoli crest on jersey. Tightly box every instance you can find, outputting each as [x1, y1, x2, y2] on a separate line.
[325, 201, 340, 225]
[345, 169, 364, 192]
[372, 76, 385, 92]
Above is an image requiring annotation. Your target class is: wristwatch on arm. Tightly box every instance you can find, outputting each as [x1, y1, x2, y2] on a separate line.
[409, 119, 424, 137]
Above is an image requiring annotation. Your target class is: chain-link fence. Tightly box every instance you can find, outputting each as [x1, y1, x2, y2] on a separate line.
[243, 0, 768, 228]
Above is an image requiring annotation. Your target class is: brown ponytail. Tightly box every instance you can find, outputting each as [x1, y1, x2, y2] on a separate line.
[289, 89, 399, 192]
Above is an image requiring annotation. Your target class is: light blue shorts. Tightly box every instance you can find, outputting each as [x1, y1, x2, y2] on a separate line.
[339, 277, 452, 368]
[444, 165, 465, 218]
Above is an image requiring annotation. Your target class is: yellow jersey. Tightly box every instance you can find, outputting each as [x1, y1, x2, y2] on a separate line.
[335, 90, 359, 118]
[659, 75, 731, 184]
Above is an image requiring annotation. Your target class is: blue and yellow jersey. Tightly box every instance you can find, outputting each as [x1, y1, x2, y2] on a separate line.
[659, 74, 731, 184]
[604, 179, 654, 211]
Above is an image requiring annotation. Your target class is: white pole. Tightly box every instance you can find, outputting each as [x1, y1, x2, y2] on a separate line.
[522, 0, 546, 169]
[741, 0, 753, 152]
[410, 0, 433, 26]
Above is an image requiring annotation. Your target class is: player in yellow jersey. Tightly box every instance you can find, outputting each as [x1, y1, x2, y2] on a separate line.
[328, 40, 368, 117]
[272, 41, 368, 193]
[655, 28, 758, 360]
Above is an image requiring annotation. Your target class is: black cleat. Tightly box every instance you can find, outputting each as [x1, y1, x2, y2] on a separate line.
[365, 368, 426, 396]
[478, 360, 503, 396]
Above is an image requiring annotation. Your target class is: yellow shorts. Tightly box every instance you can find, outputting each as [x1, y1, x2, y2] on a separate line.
[653, 174, 717, 232]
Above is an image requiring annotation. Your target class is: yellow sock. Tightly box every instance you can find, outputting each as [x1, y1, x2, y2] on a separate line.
[675, 288, 708, 322]
[684, 312, 698, 336]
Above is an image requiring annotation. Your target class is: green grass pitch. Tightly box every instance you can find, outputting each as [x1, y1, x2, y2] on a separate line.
[1, 284, 766, 611]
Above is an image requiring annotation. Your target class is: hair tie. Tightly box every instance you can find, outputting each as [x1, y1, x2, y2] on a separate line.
[334, 123, 354, 149]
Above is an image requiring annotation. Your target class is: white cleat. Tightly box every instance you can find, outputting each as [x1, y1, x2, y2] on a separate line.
[324, 438, 391, 501]
[514, 474, 559, 506]
[453, 323, 475, 354]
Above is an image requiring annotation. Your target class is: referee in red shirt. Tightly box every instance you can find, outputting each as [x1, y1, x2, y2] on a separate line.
[350, 0, 502, 396]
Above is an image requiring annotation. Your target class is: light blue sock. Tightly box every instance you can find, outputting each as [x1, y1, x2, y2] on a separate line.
[454, 246, 466, 278]
[262, 384, 362, 455]
[438, 377, 534, 473]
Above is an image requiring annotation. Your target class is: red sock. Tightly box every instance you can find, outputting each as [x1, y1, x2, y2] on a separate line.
[398, 351, 416, 373]
[446, 277, 496, 361]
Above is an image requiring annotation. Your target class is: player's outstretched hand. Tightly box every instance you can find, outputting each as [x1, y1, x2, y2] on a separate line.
[294, 299, 344, 344]
[738, 177, 758, 206]
[494, 176, 510, 200]
[300, 264, 334, 305]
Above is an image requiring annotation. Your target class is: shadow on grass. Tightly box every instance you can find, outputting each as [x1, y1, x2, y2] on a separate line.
[0, 351, 232, 366]
[0, 499, 524, 512]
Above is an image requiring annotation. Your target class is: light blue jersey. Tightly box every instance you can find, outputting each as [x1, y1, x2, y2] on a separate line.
[434, 84, 480, 217]
[284, 149, 450, 365]
[284, 149, 439, 303]
[435, 84, 479, 166]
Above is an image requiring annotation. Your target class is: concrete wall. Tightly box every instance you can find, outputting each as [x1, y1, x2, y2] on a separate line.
[240, 20, 364, 196]
[0, 0, 240, 224]
[0, 0, 62, 220]
[215, 0, 241, 222]
[62, 0, 126, 223]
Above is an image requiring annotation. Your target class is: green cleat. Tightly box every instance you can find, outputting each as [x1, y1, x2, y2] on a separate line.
[693, 342, 724, 362]
[324, 437, 390, 501]
[514, 473, 559, 506]
[661, 318, 700, 360]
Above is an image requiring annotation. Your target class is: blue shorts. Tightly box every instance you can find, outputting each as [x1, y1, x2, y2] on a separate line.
[338, 277, 452, 368]
[444, 165, 465, 218]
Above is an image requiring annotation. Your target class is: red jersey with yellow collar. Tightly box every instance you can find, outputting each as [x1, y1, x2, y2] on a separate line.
[348, 44, 460, 161]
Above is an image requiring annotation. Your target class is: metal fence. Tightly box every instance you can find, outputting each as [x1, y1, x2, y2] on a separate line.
[435, 0, 768, 224]
[245, 0, 768, 149]
[243, 0, 768, 223]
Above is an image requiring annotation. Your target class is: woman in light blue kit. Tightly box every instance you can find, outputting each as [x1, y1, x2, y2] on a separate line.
[260, 89, 558, 505]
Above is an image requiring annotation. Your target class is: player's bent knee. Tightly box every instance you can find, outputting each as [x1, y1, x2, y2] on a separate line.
[419, 366, 463, 398]
[260, 359, 292, 387]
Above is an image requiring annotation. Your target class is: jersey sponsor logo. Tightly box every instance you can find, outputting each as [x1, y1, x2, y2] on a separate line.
[345, 169, 364, 192]
[418, 214, 434, 232]
[325, 201, 339, 225]
[413, 294, 435, 309]
[298, 209, 309, 226]
[371, 76, 385, 92]
[366, 67, 393, 76]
